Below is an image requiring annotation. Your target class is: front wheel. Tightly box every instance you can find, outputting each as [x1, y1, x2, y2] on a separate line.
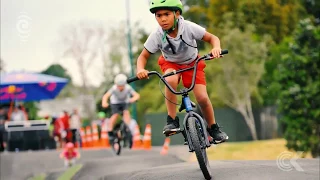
[111, 131, 121, 156]
[120, 123, 133, 149]
[187, 117, 212, 180]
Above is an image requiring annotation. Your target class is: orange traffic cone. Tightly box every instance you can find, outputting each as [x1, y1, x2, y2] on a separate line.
[85, 126, 93, 148]
[132, 124, 142, 150]
[143, 124, 152, 150]
[92, 124, 99, 147]
[100, 123, 110, 148]
[160, 137, 170, 155]
[79, 127, 87, 148]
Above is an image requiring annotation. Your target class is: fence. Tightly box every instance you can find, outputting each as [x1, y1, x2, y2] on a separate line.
[144, 106, 281, 146]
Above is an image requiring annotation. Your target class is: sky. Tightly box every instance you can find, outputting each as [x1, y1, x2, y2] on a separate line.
[1, 0, 159, 86]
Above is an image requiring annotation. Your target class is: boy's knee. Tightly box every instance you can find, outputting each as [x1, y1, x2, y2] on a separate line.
[197, 96, 211, 108]
[165, 76, 179, 86]
[164, 69, 179, 86]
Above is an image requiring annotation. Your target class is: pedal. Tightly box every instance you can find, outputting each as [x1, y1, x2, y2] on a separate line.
[165, 132, 177, 137]
[210, 136, 228, 144]
[163, 129, 181, 137]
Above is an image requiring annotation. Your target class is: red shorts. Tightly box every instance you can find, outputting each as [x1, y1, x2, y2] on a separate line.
[158, 55, 206, 88]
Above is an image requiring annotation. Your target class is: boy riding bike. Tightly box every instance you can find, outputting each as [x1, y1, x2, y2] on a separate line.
[101, 73, 140, 144]
[135, 0, 228, 144]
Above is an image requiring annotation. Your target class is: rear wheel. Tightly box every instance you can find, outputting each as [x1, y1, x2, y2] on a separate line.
[187, 117, 211, 180]
[120, 122, 133, 149]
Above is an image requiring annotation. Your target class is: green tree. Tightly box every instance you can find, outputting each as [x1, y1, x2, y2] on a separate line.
[182, 0, 303, 43]
[300, 0, 320, 21]
[41, 64, 72, 82]
[239, 0, 303, 43]
[24, 102, 39, 120]
[208, 21, 270, 140]
[274, 18, 320, 157]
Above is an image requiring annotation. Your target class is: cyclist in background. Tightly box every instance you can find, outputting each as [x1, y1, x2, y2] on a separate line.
[101, 73, 140, 144]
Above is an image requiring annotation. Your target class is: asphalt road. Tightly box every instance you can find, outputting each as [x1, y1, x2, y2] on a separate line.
[0, 146, 319, 180]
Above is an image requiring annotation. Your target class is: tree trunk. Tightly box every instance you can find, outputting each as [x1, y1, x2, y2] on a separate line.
[238, 107, 258, 140]
[246, 93, 258, 140]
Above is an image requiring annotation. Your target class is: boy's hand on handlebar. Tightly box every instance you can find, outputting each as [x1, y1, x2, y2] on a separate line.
[211, 47, 222, 58]
[136, 69, 149, 79]
[129, 98, 136, 103]
[102, 102, 109, 108]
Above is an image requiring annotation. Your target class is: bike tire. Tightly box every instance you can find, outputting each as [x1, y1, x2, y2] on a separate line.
[121, 123, 133, 149]
[111, 133, 122, 156]
[187, 117, 212, 180]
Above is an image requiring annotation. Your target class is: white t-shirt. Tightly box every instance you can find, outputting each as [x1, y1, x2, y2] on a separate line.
[144, 16, 206, 65]
[10, 110, 26, 121]
[69, 114, 81, 129]
[107, 84, 136, 104]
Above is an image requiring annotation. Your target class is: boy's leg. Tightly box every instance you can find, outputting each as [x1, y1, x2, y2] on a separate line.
[162, 68, 181, 136]
[181, 59, 228, 143]
[64, 159, 69, 167]
[122, 103, 131, 126]
[108, 104, 120, 143]
[158, 56, 182, 136]
[71, 158, 76, 165]
[193, 84, 228, 143]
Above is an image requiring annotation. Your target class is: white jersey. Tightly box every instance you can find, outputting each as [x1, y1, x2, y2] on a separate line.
[144, 16, 206, 65]
[107, 84, 136, 104]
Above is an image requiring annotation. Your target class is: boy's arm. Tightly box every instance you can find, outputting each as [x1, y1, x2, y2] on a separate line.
[136, 48, 151, 79]
[201, 32, 222, 58]
[76, 151, 81, 158]
[129, 89, 140, 103]
[59, 152, 64, 159]
[101, 91, 112, 108]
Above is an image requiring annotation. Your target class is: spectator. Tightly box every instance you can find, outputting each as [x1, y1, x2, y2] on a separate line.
[53, 115, 65, 149]
[69, 108, 82, 145]
[0, 107, 8, 152]
[10, 105, 27, 122]
[60, 111, 71, 143]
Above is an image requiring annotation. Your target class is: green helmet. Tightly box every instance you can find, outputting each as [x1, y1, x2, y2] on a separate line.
[149, 0, 183, 14]
[98, 111, 106, 118]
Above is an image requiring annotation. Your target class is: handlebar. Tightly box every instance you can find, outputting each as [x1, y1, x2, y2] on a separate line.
[127, 49, 228, 95]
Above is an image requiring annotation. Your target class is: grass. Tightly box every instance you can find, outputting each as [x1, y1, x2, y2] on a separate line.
[190, 139, 312, 161]
[57, 164, 83, 180]
[28, 173, 46, 180]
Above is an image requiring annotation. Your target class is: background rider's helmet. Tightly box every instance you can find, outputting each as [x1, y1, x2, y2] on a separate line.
[149, 0, 183, 14]
[98, 111, 106, 119]
[114, 73, 127, 86]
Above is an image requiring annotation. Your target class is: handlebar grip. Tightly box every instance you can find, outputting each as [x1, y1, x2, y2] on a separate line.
[209, 49, 228, 57]
[221, 49, 228, 55]
[127, 76, 140, 83]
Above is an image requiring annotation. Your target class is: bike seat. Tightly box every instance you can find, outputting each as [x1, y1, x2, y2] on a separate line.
[179, 101, 197, 112]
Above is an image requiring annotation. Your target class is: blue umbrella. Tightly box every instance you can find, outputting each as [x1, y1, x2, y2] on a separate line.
[0, 71, 69, 103]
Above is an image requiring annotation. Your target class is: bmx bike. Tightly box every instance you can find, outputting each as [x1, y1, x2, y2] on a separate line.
[127, 50, 229, 179]
[110, 112, 133, 156]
